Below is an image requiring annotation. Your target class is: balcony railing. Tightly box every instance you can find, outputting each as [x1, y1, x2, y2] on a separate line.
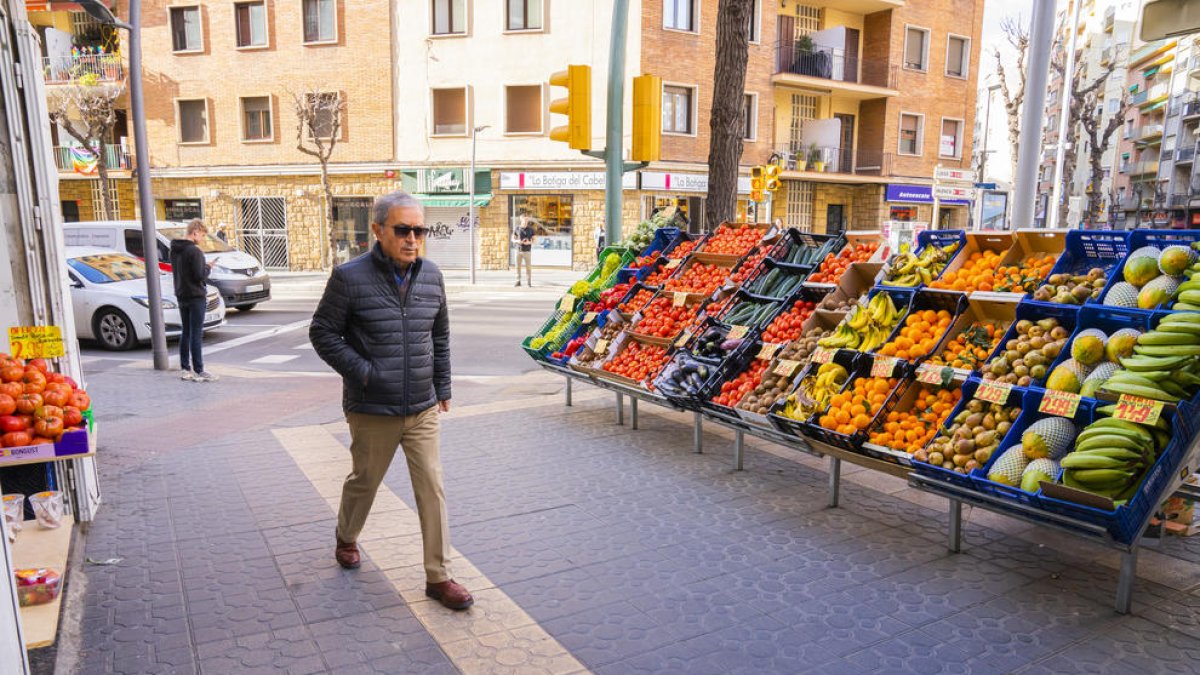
[1132, 160, 1160, 176]
[1119, 160, 1134, 173]
[42, 54, 124, 85]
[773, 144, 892, 176]
[52, 145, 131, 173]
[775, 41, 898, 90]
[1134, 124, 1165, 141]
[1131, 90, 1148, 106]
[1169, 193, 1191, 208]
[1100, 46, 1112, 65]
[1183, 100, 1200, 120]
[1178, 146, 1197, 163]
[1104, 6, 1115, 31]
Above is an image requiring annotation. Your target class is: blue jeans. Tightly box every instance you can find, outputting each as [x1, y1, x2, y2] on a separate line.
[179, 298, 206, 372]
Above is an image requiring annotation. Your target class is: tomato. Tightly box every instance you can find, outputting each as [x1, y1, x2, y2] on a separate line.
[2, 431, 32, 447]
[37, 405, 63, 420]
[0, 365, 23, 383]
[34, 416, 63, 440]
[22, 369, 46, 394]
[26, 358, 49, 374]
[29, 437, 54, 445]
[0, 415, 27, 432]
[14, 393, 42, 415]
[0, 382, 21, 399]
[42, 388, 68, 408]
[62, 406, 83, 428]
[0, 394, 13, 416]
[70, 391, 90, 411]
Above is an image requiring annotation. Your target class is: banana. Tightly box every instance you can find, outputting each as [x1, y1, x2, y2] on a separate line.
[1133, 345, 1200, 357]
[1137, 331, 1200, 346]
[1159, 312, 1200, 326]
[1173, 302, 1200, 311]
[1177, 290, 1200, 304]
[1067, 467, 1135, 485]
[1079, 419, 1155, 442]
[1157, 377, 1191, 399]
[1103, 372, 1170, 390]
[1073, 434, 1151, 453]
[1061, 453, 1141, 470]
[1100, 380, 1180, 402]
[1119, 354, 1195, 372]
[1068, 446, 1147, 462]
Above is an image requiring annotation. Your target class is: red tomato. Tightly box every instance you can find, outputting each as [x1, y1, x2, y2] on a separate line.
[26, 358, 49, 374]
[14, 393, 42, 415]
[0, 365, 23, 383]
[62, 406, 83, 428]
[0, 394, 13, 416]
[0, 415, 27, 432]
[2, 431, 32, 447]
[34, 416, 63, 440]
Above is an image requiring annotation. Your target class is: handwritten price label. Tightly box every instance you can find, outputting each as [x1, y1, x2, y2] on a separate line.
[727, 325, 749, 341]
[7, 326, 64, 360]
[916, 363, 954, 386]
[673, 292, 688, 307]
[810, 346, 834, 364]
[594, 339, 609, 356]
[1038, 390, 1081, 418]
[757, 342, 780, 360]
[774, 359, 801, 377]
[559, 295, 576, 312]
[976, 380, 1014, 404]
[871, 356, 898, 378]
[582, 312, 599, 325]
[665, 258, 683, 269]
[674, 330, 692, 348]
[1113, 394, 1165, 426]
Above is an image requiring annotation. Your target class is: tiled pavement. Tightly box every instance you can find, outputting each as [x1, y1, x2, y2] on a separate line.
[63, 375, 1200, 674]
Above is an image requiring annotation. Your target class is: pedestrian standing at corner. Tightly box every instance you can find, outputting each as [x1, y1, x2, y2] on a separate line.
[170, 219, 217, 382]
[309, 190, 473, 611]
[594, 223, 605, 262]
[513, 216, 534, 287]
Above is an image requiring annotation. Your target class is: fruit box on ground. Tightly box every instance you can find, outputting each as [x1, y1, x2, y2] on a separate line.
[1029, 230, 1130, 311]
[799, 357, 913, 452]
[767, 348, 863, 439]
[1158, 473, 1200, 536]
[1044, 305, 1152, 400]
[1098, 229, 1200, 312]
[860, 377, 961, 468]
[767, 229, 843, 269]
[878, 229, 966, 289]
[0, 427, 91, 468]
[924, 296, 1018, 380]
[994, 228, 1068, 297]
[980, 301, 1079, 390]
[927, 231, 1015, 295]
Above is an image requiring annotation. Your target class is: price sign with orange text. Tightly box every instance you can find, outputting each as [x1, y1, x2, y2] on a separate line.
[665, 258, 683, 269]
[976, 380, 1013, 404]
[673, 292, 688, 307]
[559, 295, 576, 312]
[774, 359, 801, 377]
[871, 356, 898, 378]
[916, 363, 954, 387]
[8, 326, 64, 360]
[1038, 390, 1081, 418]
[757, 342, 780, 361]
[1113, 394, 1165, 426]
[810, 346, 834, 364]
[727, 325, 749, 341]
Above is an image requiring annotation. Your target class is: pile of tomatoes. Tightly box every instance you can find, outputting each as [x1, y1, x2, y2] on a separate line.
[628, 252, 662, 269]
[711, 360, 769, 407]
[618, 288, 655, 314]
[631, 297, 699, 339]
[730, 246, 769, 284]
[760, 300, 817, 344]
[807, 242, 881, 284]
[587, 282, 631, 313]
[664, 262, 731, 296]
[0, 355, 91, 449]
[667, 239, 697, 259]
[702, 224, 763, 258]
[602, 340, 669, 382]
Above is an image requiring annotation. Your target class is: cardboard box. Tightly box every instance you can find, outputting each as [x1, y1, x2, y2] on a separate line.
[928, 232, 1016, 293]
[923, 295, 1018, 378]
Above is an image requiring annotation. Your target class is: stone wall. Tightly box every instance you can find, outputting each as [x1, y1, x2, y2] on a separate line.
[58, 177, 137, 222]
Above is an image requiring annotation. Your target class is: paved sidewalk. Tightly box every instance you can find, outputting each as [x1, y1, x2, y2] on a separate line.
[270, 268, 582, 297]
[54, 361, 1200, 674]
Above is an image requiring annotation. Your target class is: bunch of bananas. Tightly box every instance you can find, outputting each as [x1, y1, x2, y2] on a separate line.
[1100, 313, 1200, 403]
[818, 293, 901, 352]
[1059, 408, 1170, 503]
[884, 242, 961, 287]
[781, 362, 848, 421]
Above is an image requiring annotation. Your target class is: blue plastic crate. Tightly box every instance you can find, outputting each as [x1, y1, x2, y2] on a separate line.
[981, 301, 1080, 389]
[879, 229, 966, 289]
[1033, 230, 1130, 308]
[1042, 305, 1153, 394]
[1098, 229, 1200, 311]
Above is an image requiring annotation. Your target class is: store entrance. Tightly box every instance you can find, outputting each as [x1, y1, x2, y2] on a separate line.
[331, 197, 372, 266]
[509, 194, 573, 267]
[643, 195, 705, 233]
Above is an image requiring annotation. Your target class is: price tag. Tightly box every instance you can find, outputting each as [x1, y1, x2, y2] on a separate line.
[1113, 394, 1165, 426]
[916, 363, 955, 387]
[559, 295, 576, 312]
[673, 292, 688, 307]
[871, 356, 898, 378]
[810, 346, 834, 364]
[594, 339, 609, 356]
[582, 312, 599, 325]
[727, 325, 749, 340]
[976, 380, 1014, 404]
[7, 326, 64, 360]
[674, 330, 693, 348]
[665, 258, 683, 269]
[1038, 390, 1081, 418]
[774, 359, 801, 377]
[757, 342, 780, 360]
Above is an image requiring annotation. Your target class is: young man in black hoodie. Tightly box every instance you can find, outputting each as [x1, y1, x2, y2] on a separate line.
[171, 220, 217, 382]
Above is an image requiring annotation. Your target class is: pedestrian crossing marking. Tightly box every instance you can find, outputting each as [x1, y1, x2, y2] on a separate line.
[249, 354, 299, 364]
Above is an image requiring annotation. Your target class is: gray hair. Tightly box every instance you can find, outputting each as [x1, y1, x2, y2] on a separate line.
[371, 190, 423, 225]
[186, 218, 207, 235]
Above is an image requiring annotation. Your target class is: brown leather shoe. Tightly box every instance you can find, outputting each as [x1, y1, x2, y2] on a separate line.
[425, 579, 474, 610]
[335, 537, 360, 569]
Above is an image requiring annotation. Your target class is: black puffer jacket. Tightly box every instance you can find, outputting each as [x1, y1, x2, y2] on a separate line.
[310, 244, 451, 416]
[169, 238, 209, 300]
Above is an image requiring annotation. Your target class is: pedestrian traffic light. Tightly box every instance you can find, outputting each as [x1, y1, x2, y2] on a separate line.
[632, 74, 661, 162]
[750, 166, 765, 193]
[765, 165, 781, 194]
[549, 65, 592, 151]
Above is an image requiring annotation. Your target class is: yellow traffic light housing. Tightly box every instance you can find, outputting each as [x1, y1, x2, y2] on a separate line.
[764, 165, 781, 193]
[549, 65, 592, 151]
[750, 166, 765, 193]
[632, 74, 662, 163]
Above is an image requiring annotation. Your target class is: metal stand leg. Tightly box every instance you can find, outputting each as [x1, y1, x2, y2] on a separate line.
[693, 412, 703, 454]
[1116, 547, 1138, 614]
[565, 377, 573, 407]
[948, 498, 963, 553]
[828, 457, 841, 508]
[631, 398, 639, 430]
[734, 430, 744, 471]
[616, 393, 624, 425]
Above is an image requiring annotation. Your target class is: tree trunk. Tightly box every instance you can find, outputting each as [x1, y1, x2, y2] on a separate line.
[94, 143, 114, 220]
[319, 161, 334, 268]
[705, 0, 753, 231]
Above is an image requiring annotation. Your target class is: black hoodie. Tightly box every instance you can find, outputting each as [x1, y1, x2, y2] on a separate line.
[169, 238, 210, 301]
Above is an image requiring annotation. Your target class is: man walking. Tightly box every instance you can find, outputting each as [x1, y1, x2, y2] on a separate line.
[310, 190, 473, 611]
[170, 219, 216, 382]
[513, 216, 534, 287]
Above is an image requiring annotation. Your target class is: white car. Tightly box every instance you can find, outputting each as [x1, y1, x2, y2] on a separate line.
[65, 247, 227, 351]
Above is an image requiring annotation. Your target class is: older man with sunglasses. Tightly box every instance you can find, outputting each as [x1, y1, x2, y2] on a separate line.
[310, 190, 473, 610]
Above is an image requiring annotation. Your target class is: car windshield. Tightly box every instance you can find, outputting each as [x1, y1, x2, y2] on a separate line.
[68, 254, 148, 283]
[159, 227, 234, 253]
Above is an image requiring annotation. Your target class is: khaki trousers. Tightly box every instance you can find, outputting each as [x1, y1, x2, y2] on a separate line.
[337, 407, 452, 583]
[516, 250, 532, 283]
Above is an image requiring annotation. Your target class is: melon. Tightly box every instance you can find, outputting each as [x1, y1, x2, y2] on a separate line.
[1128, 245, 1162, 261]
[1070, 329, 1107, 366]
[1020, 458, 1062, 492]
[1104, 281, 1140, 308]
[988, 446, 1030, 486]
[1046, 359, 1091, 394]
[1080, 362, 1120, 397]
[1159, 245, 1197, 277]
[1124, 255, 1161, 287]
[1022, 416, 1077, 460]
[1105, 328, 1142, 362]
[1138, 275, 1182, 310]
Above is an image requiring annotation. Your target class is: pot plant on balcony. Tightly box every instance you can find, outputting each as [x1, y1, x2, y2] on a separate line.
[808, 144, 825, 172]
[793, 147, 808, 172]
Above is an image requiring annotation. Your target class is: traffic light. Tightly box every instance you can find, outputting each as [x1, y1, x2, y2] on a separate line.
[750, 166, 765, 199]
[764, 164, 781, 194]
[549, 65, 592, 151]
[632, 74, 661, 162]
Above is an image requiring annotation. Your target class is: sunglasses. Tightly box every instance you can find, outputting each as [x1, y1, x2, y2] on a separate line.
[388, 225, 429, 239]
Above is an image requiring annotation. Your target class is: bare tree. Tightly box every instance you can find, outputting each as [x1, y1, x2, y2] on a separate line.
[705, 0, 753, 230]
[48, 75, 124, 220]
[993, 17, 1028, 182]
[291, 90, 345, 267]
[1050, 47, 1116, 228]
[1081, 90, 1129, 227]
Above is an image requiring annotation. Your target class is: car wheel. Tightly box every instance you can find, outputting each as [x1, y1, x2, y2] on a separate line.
[238, 303, 257, 312]
[94, 308, 136, 351]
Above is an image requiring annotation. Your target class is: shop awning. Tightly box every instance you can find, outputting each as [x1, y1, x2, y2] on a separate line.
[414, 194, 492, 208]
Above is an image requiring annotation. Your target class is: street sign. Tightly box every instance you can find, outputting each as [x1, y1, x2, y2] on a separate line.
[935, 167, 977, 183]
[933, 186, 976, 200]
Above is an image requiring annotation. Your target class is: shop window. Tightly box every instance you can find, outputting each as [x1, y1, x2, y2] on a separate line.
[509, 195, 574, 266]
[743, 93, 756, 141]
[234, 1, 268, 48]
[904, 26, 929, 71]
[303, 0, 337, 43]
[432, 87, 468, 136]
[940, 118, 962, 158]
[946, 35, 969, 78]
[177, 99, 209, 144]
[505, 85, 542, 134]
[241, 96, 273, 141]
[663, 85, 694, 135]
[170, 6, 202, 52]
[433, 0, 466, 35]
[664, 0, 696, 32]
[332, 197, 372, 265]
[899, 112, 923, 156]
[506, 0, 542, 31]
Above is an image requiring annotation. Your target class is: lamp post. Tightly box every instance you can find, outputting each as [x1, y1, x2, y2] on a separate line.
[78, 0, 169, 369]
[468, 124, 489, 285]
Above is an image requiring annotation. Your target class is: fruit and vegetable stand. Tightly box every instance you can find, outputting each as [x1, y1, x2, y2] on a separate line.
[524, 223, 1200, 614]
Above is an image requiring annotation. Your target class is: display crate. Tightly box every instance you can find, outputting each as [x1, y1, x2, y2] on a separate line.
[835, 231, 891, 264]
[697, 339, 767, 424]
[713, 288, 785, 332]
[1030, 230, 1130, 310]
[664, 231, 705, 259]
[0, 427, 92, 468]
[1044, 305, 1153, 399]
[653, 350, 728, 412]
[545, 312, 604, 367]
[768, 229, 842, 268]
[566, 311, 627, 377]
[812, 261, 884, 311]
[661, 253, 737, 296]
[980, 301, 1080, 389]
[580, 246, 636, 300]
[766, 349, 864, 439]
[799, 358, 913, 452]
[872, 289, 967, 361]
[800, 304, 848, 338]
[926, 231, 1016, 295]
[745, 257, 811, 299]
[878, 229, 966, 289]
[627, 289, 708, 344]
[592, 330, 673, 388]
[993, 228, 1068, 296]
[1099, 229, 1200, 311]
[615, 282, 659, 316]
[923, 296, 1019, 379]
[859, 377, 962, 468]
[695, 222, 775, 262]
[521, 307, 584, 362]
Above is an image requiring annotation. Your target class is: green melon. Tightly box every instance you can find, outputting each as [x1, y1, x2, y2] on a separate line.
[1020, 458, 1062, 492]
[1070, 329, 1107, 366]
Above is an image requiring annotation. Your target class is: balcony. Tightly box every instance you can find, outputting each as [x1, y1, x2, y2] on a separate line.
[52, 145, 131, 174]
[1183, 100, 1200, 122]
[1178, 146, 1196, 164]
[42, 54, 124, 85]
[1119, 160, 1133, 173]
[1134, 124, 1165, 143]
[1101, 46, 1112, 65]
[774, 41, 898, 100]
[772, 144, 892, 181]
[1170, 193, 1191, 208]
[1104, 6, 1115, 32]
[1138, 83, 1171, 109]
[799, 0, 905, 12]
[1131, 160, 1160, 176]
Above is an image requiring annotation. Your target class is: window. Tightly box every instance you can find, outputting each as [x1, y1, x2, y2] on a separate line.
[904, 26, 929, 71]
[946, 35, 969, 78]
[432, 87, 467, 135]
[899, 112, 923, 155]
[124, 229, 145, 258]
[505, 85, 542, 134]
[506, 0, 541, 31]
[662, 85, 694, 134]
[940, 118, 962, 158]
[664, 0, 695, 32]
[742, 94, 756, 140]
[510, 195, 573, 266]
[304, 92, 341, 139]
[303, 0, 336, 43]
[433, 0, 466, 35]
[235, 1, 268, 48]
[177, 99, 208, 144]
[169, 7, 202, 52]
[746, 0, 759, 42]
[241, 96, 273, 141]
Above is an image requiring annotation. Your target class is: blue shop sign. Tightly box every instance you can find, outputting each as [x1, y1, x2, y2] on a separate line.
[886, 183, 970, 206]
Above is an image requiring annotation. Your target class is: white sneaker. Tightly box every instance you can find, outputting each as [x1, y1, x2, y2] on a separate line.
[194, 371, 219, 382]
[180, 370, 196, 381]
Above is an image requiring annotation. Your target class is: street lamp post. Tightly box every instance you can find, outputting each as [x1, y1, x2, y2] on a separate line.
[78, 0, 169, 369]
[468, 124, 489, 285]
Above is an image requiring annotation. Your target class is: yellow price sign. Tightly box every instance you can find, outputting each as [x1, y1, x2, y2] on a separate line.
[976, 380, 1013, 404]
[8, 326, 64, 360]
[594, 339, 610, 356]
[757, 342, 780, 361]
[1113, 394, 1165, 426]
[727, 325, 749, 341]
[916, 363, 954, 386]
[665, 258, 683, 269]
[559, 295, 576, 312]
[673, 292, 688, 307]
[810, 346, 834, 364]
[582, 312, 599, 324]
[1038, 390, 1081, 419]
[774, 359, 801, 377]
[871, 356, 898, 378]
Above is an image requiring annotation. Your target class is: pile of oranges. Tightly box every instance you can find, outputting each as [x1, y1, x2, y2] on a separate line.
[818, 376, 899, 436]
[665, 262, 731, 295]
[927, 321, 1004, 370]
[992, 254, 1058, 294]
[702, 224, 763, 257]
[929, 249, 1005, 292]
[876, 309, 955, 360]
[808, 242, 880, 284]
[711, 360, 768, 407]
[869, 386, 962, 454]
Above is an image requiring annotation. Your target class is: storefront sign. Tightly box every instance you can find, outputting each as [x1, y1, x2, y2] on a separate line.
[886, 183, 969, 206]
[640, 172, 752, 195]
[8, 326, 64, 359]
[498, 172, 638, 191]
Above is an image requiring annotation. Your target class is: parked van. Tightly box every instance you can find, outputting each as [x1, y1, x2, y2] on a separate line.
[63, 221, 272, 310]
